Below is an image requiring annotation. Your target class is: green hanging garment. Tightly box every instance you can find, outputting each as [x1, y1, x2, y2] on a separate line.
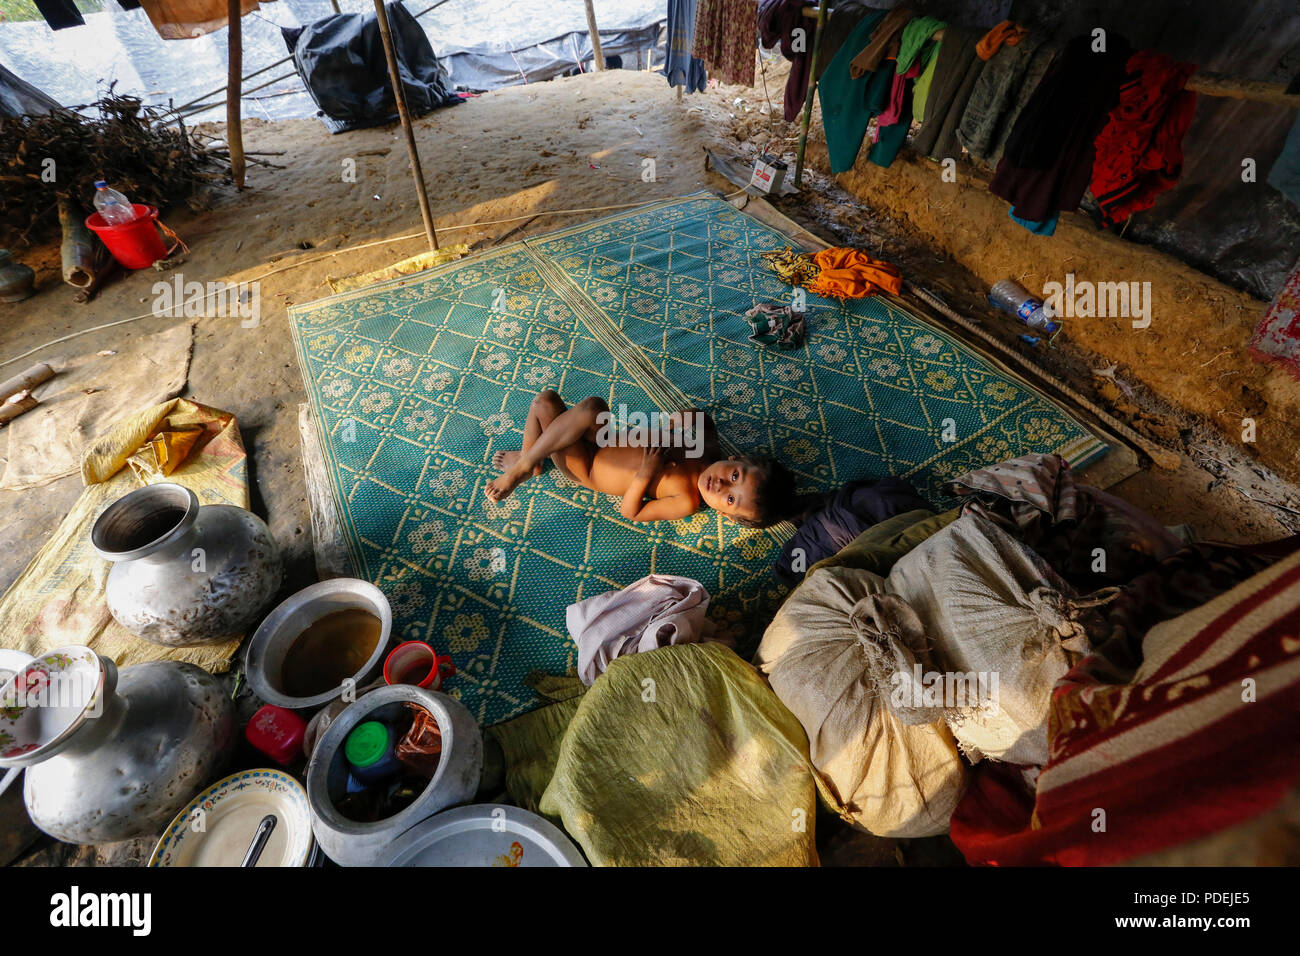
[817, 10, 888, 174]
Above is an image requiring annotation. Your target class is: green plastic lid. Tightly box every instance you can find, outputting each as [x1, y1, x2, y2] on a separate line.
[344, 721, 391, 768]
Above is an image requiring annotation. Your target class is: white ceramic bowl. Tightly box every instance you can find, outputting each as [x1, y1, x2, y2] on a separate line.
[0, 646, 107, 767]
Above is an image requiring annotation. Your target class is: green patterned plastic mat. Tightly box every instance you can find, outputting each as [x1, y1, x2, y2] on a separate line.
[289, 194, 1106, 726]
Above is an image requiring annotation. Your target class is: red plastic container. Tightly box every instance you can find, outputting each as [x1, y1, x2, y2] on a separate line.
[245, 704, 308, 766]
[85, 204, 167, 270]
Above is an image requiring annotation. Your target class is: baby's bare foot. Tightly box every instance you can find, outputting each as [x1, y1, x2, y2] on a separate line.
[486, 470, 524, 501]
[492, 449, 541, 477]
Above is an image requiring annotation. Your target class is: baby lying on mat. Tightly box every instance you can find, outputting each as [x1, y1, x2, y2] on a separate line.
[484, 390, 799, 527]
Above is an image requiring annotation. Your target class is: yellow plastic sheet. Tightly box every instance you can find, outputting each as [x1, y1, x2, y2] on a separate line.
[0, 398, 251, 672]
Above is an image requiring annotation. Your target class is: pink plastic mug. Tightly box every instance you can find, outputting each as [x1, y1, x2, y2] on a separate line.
[383, 641, 455, 690]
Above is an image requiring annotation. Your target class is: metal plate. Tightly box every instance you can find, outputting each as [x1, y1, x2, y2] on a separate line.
[380, 804, 587, 867]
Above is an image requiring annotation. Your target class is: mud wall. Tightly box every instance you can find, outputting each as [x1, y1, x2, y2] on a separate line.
[812, 142, 1300, 484]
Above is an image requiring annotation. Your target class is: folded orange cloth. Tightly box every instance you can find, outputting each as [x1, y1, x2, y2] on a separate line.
[806, 248, 903, 299]
[976, 20, 1030, 60]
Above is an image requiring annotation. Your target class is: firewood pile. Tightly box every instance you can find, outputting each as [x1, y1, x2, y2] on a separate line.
[0, 90, 220, 248]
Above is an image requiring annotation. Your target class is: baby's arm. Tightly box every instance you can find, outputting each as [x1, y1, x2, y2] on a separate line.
[618, 447, 699, 523]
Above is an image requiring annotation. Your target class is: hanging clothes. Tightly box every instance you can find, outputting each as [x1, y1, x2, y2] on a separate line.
[816, 9, 889, 173]
[813, 0, 881, 82]
[1249, 257, 1300, 379]
[849, 5, 914, 78]
[866, 59, 911, 169]
[33, 0, 83, 30]
[989, 33, 1132, 226]
[912, 42, 941, 123]
[665, 0, 708, 94]
[975, 20, 1030, 60]
[139, 0, 268, 40]
[895, 15, 944, 74]
[1008, 208, 1058, 236]
[876, 57, 920, 128]
[758, 0, 812, 121]
[957, 32, 1048, 163]
[692, 0, 757, 87]
[986, 37, 1060, 165]
[911, 23, 983, 161]
[1089, 51, 1198, 229]
[877, 15, 942, 136]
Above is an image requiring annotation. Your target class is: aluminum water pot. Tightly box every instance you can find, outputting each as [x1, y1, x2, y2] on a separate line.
[92, 482, 282, 647]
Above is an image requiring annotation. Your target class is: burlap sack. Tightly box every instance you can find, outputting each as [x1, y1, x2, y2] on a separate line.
[887, 514, 1108, 766]
[756, 567, 968, 838]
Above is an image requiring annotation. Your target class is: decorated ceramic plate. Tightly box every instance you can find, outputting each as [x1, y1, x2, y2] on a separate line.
[0, 646, 104, 766]
[379, 804, 587, 867]
[149, 769, 315, 867]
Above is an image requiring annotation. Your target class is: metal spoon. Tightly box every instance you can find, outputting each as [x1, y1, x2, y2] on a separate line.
[241, 814, 278, 867]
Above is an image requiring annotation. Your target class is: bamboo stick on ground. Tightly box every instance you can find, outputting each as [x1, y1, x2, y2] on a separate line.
[0, 364, 52, 403]
[0, 393, 38, 425]
[57, 198, 96, 288]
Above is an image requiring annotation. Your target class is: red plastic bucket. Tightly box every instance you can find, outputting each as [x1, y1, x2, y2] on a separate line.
[85, 204, 167, 270]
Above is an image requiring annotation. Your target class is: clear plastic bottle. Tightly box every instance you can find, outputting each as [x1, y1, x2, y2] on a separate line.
[988, 279, 1060, 334]
[92, 180, 137, 225]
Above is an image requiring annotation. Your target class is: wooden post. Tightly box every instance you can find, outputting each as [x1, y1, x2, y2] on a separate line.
[584, 0, 606, 71]
[793, 1, 828, 188]
[372, 0, 439, 251]
[227, 0, 245, 189]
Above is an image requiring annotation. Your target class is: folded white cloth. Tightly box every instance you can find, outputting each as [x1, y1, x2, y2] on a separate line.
[568, 574, 712, 685]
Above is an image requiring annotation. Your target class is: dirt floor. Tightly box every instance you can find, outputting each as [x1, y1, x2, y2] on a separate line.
[2, 61, 1298, 865]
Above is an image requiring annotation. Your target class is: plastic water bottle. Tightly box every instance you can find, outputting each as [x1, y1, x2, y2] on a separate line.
[988, 279, 1060, 334]
[92, 181, 137, 225]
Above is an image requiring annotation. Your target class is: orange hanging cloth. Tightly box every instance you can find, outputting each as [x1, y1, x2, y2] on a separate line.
[975, 20, 1030, 60]
[806, 248, 903, 299]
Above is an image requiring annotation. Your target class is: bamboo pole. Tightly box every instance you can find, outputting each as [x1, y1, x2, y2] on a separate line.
[584, 0, 606, 71]
[372, 0, 439, 252]
[793, 1, 828, 188]
[227, 0, 245, 189]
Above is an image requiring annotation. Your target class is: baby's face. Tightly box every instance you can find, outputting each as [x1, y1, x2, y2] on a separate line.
[696, 460, 762, 522]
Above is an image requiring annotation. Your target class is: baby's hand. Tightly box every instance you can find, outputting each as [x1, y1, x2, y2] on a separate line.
[636, 444, 665, 478]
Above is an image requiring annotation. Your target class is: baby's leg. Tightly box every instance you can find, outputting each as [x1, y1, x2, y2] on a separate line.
[486, 394, 607, 501]
[492, 389, 565, 478]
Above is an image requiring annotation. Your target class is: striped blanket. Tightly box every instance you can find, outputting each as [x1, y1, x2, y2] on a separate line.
[950, 546, 1300, 865]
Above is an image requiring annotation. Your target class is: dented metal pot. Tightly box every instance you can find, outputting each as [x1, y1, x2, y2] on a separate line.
[92, 483, 282, 647]
[18, 657, 237, 845]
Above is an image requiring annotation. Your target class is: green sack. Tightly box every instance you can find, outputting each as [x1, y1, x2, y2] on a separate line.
[810, 507, 962, 578]
[539, 642, 821, 866]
